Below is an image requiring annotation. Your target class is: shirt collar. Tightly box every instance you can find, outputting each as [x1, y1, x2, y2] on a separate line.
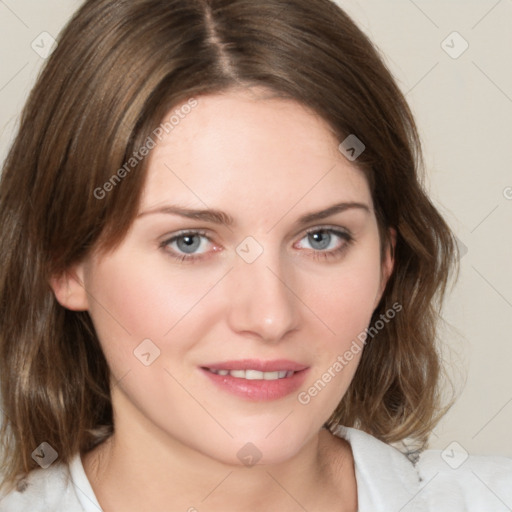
[68, 452, 103, 512]
[333, 425, 425, 512]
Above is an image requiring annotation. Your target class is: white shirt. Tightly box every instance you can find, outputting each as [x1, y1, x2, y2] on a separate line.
[1, 426, 511, 511]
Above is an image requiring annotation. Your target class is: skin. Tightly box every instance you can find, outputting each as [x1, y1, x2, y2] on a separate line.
[52, 88, 395, 512]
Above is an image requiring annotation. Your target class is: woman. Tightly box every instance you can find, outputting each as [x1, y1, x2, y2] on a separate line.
[0, 0, 510, 511]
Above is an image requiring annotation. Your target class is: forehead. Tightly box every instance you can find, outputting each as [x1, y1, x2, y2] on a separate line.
[140, 90, 372, 222]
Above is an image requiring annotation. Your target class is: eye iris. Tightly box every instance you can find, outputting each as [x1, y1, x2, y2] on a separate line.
[177, 235, 201, 253]
[309, 231, 331, 250]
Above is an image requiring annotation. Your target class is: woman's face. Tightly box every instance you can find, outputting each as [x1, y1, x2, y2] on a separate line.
[61, 89, 394, 465]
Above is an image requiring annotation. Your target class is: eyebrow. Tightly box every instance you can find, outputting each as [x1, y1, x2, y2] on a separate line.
[136, 201, 370, 227]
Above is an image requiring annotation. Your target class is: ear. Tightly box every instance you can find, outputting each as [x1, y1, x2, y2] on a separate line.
[373, 227, 397, 310]
[49, 264, 89, 311]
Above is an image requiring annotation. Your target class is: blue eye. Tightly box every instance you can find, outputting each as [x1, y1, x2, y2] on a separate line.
[174, 234, 202, 253]
[161, 231, 212, 261]
[306, 230, 334, 250]
[296, 227, 353, 260]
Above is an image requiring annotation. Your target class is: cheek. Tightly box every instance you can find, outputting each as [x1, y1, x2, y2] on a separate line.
[85, 252, 213, 333]
[295, 237, 382, 402]
[304, 245, 382, 344]
[294, 261, 381, 417]
[83, 254, 226, 375]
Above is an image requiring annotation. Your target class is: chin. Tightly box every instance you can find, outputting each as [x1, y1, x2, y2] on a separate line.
[211, 426, 316, 467]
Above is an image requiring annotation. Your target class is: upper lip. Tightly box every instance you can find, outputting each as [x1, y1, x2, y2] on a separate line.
[202, 359, 308, 372]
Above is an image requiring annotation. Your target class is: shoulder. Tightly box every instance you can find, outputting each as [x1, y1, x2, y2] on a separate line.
[417, 447, 512, 511]
[0, 458, 84, 512]
[333, 425, 512, 512]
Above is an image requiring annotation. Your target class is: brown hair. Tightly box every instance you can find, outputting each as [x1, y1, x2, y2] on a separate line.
[0, 0, 458, 492]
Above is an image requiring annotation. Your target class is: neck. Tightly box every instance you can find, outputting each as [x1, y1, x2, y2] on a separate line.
[82, 396, 356, 512]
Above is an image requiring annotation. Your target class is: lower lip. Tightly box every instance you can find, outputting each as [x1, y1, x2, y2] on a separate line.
[200, 368, 309, 401]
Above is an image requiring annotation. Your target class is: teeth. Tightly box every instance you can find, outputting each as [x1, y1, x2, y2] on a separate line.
[208, 369, 295, 380]
[246, 370, 264, 380]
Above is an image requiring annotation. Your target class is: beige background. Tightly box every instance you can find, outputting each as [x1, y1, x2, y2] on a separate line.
[0, 1, 511, 458]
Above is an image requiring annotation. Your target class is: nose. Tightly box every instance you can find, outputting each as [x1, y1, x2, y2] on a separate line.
[226, 247, 301, 343]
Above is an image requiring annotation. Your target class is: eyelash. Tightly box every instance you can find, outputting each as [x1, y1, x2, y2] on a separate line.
[159, 226, 354, 264]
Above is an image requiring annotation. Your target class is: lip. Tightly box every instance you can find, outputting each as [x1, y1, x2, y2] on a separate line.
[200, 359, 310, 401]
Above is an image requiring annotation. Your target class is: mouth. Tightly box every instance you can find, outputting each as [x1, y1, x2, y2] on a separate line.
[200, 359, 309, 401]
[201, 358, 308, 379]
